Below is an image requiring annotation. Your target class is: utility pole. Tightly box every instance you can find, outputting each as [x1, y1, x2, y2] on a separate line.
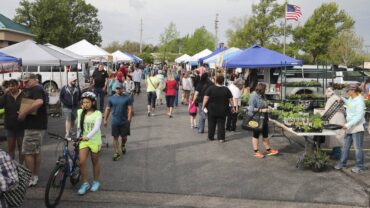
[215, 13, 219, 49]
[140, 18, 143, 53]
[365, 45, 370, 54]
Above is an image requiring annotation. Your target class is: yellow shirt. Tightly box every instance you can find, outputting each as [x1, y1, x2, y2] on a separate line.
[146, 77, 159, 92]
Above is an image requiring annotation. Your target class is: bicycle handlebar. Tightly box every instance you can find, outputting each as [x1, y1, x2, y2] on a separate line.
[48, 132, 80, 142]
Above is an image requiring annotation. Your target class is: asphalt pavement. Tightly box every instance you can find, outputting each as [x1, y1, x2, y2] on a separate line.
[7, 86, 370, 208]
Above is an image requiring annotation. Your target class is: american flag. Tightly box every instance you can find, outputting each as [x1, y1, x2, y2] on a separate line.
[286, 4, 302, 21]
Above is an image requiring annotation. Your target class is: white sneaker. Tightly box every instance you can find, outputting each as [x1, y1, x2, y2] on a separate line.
[29, 176, 38, 187]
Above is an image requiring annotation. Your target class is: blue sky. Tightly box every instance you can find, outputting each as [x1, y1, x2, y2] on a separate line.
[2, 0, 369, 49]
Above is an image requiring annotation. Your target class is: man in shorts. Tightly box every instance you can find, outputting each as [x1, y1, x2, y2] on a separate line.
[18, 73, 48, 186]
[103, 82, 133, 161]
[60, 73, 80, 137]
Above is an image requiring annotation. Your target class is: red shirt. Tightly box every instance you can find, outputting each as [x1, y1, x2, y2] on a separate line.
[165, 80, 177, 96]
[115, 71, 123, 82]
[120, 66, 127, 76]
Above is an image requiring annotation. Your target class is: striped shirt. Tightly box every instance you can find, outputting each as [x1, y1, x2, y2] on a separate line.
[0, 150, 18, 208]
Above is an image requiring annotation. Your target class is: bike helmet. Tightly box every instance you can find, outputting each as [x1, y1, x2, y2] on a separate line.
[81, 91, 97, 100]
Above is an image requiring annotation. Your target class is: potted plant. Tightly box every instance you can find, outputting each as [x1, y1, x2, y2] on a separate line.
[302, 150, 329, 172]
[270, 110, 280, 120]
[311, 115, 323, 132]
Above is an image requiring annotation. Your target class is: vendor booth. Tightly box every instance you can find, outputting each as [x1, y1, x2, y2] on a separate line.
[175, 54, 191, 64]
[187, 49, 212, 69]
[198, 47, 227, 64]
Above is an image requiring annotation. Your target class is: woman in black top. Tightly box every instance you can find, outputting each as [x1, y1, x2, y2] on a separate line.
[202, 75, 234, 143]
[0, 79, 25, 164]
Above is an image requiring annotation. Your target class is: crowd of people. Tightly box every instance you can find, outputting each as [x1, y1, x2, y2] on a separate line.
[0, 61, 368, 206]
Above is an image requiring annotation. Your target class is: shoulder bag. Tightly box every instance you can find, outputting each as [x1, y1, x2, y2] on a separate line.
[241, 107, 264, 131]
[4, 162, 32, 207]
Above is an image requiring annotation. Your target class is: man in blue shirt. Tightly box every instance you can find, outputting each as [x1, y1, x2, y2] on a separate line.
[103, 82, 133, 161]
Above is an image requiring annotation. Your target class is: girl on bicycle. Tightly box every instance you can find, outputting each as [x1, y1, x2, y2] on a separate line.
[77, 92, 102, 195]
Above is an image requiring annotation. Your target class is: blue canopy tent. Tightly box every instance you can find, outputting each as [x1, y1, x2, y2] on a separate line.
[223, 45, 302, 68]
[124, 52, 142, 63]
[0, 51, 21, 73]
[198, 47, 227, 64]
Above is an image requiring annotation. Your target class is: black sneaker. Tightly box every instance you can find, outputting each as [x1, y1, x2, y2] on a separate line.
[113, 153, 121, 161]
[122, 145, 126, 155]
[147, 112, 151, 117]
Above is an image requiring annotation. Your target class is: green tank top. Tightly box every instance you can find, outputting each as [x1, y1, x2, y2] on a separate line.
[77, 109, 102, 145]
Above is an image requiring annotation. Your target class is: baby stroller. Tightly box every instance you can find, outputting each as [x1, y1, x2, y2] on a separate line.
[48, 95, 62, 117]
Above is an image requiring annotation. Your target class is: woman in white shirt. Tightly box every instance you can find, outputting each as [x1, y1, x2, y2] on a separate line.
[182, 71, 193, 105]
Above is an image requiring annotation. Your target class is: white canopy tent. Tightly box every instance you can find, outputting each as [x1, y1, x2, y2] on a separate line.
[188, 49, 212, 63]
[65, 39, 110, 61]
[39, 45, 78, 65]
[0, 40, 62, 66]
[175, 54, 191, 63]
[45, 43, 89, 63]
[112, 50, 133, 62]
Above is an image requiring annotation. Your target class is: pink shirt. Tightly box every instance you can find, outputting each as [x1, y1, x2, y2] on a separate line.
[189, 100, 197, 113]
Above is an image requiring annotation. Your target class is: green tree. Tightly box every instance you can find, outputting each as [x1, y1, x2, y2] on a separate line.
[227, 0, 285, 48]
[328, 30, 363, 66]
[104, 41, 122, 53]
[105, 41, 157, 54]
[182, 26, 215, 55]
[293, 2, 354, 63]
[14, 0, 102, 47]
[122, 41, 141, 54]
[137, 53, 154, 64]
[159, 22, 180, 61]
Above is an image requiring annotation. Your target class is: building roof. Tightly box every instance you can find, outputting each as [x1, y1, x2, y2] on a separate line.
[0, 13, 34, 36]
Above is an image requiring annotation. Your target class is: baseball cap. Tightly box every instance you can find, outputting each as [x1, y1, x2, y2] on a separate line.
[68, 73, 77, 82]
[113, 81, 124, 89]
[22, 73, 37, 82]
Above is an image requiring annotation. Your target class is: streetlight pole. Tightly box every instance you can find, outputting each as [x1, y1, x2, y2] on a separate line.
[215, 13, 219, 49]
[140, 18, 143, 53]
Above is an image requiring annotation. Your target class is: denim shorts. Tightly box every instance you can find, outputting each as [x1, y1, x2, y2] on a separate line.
[63, 107, 77, 122]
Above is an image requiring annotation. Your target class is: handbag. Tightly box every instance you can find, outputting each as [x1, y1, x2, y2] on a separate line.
[241, 107, 264, 131]
[4, 162, 32, 207]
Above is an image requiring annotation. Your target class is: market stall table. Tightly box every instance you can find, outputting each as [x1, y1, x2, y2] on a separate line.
[269, 119, 337, 168]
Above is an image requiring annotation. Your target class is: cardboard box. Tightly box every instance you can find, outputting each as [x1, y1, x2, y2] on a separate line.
[20, 98, 37, 115]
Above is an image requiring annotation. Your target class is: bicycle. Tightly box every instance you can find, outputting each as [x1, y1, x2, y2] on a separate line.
[45, 132, 81, 208]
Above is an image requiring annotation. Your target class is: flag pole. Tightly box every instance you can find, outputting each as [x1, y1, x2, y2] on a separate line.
[283, 0, 287, 55]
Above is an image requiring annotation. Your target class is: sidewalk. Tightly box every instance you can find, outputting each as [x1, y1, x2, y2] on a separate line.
[17, 90, 370, 207]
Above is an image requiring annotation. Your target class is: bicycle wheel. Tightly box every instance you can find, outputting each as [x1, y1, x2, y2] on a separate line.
[45, 164, 67, 208]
